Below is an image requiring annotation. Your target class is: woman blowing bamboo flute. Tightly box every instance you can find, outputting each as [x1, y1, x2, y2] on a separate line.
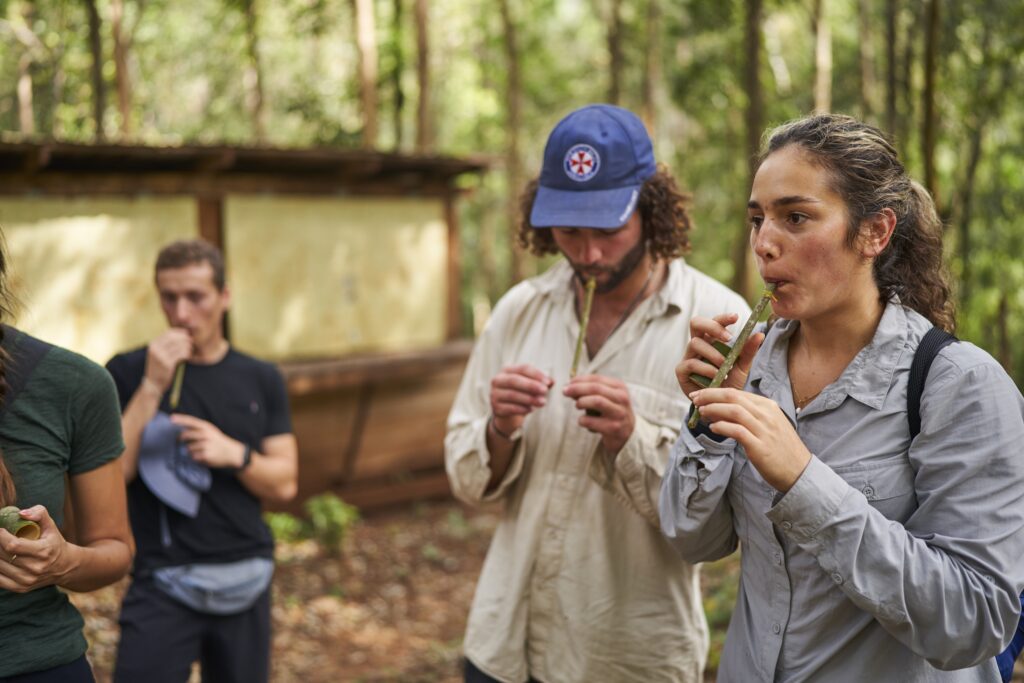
[0, 231, 133, 682]
[660, 114, 1024, 682]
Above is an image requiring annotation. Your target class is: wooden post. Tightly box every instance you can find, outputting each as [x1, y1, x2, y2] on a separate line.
[197, 197, 229, 339]
[445, 191, 462, 340]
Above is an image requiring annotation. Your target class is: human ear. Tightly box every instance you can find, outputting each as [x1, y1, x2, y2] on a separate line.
[859, 208, 896, 258]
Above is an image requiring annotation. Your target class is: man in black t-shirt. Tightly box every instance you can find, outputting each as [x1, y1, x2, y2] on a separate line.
[106, 239, 298, 683]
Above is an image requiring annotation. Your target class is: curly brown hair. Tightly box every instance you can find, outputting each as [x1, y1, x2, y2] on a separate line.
[761, 114, 955, 332]
[516, 166, 694, 259]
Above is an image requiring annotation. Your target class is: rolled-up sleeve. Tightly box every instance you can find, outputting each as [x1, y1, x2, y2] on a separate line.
[444, 305, 527, 506]
[588, 412, 677, 527]
[768, 357, 1024, 669]
[659, 422, 741, 563]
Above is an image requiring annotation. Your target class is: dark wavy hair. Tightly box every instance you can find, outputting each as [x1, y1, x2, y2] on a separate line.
[516, 165, 693, 259]
[0, 235, 17, 507]
[761, 114, 955, 332]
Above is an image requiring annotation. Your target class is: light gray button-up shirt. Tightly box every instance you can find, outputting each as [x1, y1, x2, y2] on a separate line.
[660, 301, 1024, 682]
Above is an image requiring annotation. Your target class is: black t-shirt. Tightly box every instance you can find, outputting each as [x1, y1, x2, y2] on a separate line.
[106, 346, 292, 575]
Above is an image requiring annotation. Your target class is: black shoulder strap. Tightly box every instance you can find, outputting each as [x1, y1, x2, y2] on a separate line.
[908, 326, 957, 440]
[0, 325, 53, 421]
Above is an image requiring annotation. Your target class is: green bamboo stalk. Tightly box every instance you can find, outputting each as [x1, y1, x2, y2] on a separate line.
[0, 505, 40, 540]
[570, 277, 597, 378]
[688, 283, 777, 429]
[169, 363, 185, 410]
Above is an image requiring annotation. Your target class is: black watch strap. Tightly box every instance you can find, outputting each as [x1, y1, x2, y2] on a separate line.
[237, 444, 253, 472]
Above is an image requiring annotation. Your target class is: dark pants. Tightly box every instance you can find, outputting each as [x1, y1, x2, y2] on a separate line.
[113, 578, 271, 683]
[464, 658, 543, 683]
[0, 656, 94, 683]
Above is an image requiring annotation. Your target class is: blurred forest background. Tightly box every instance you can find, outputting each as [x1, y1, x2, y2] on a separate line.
[1, 0, 1023, 382]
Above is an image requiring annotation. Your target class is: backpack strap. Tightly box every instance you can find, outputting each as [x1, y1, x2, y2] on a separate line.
[908, 326, 957, 440]
[0, 324, 53, 421]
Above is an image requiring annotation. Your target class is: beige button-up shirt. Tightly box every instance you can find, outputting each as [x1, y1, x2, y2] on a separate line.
[446, 258, 749, 683]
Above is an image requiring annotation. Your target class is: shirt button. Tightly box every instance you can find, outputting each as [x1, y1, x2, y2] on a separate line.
[781, 521, 793, 531]
[772, 623, 781, 634]
[832, 572, 844, 584]
[774, 552, 782, 565]
[862, 485, 875, 499]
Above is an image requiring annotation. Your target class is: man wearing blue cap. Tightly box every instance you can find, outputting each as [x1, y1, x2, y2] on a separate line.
[446, 104, 750, 683]
[106, 239, 297, 683]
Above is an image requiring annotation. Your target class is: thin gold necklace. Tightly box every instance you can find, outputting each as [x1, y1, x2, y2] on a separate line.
[794, 387, 823, 411]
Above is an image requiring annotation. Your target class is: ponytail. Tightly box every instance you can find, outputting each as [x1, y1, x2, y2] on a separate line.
[874, 181, 955, 332]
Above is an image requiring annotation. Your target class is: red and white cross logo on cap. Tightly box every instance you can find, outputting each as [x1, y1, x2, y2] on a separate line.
[563, 144, 600, 182]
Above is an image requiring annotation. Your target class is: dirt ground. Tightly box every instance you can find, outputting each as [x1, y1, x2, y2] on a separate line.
[73, 499, 499, 683]
[70, 498, 1023, 683]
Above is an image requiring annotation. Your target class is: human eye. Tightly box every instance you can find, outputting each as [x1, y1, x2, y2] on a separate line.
[748, 214, 764, 230]
[788, 212, 809, 225]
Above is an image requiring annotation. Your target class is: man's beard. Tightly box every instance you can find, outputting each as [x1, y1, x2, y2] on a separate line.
[569, 238, 648, 294]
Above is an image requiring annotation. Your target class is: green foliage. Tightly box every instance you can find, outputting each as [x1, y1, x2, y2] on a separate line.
[2, 0, 1023, 383]
[305, 492, 360, 556]
[262, 493, 360, 556]
[264, 510, 305, 544]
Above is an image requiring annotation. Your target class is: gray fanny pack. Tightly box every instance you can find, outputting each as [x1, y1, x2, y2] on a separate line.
[152, 557, 274, 615]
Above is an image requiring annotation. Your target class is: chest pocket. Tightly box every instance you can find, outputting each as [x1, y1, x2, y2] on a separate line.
[627, 381, 688, 445]
[834, 457, 917, 522]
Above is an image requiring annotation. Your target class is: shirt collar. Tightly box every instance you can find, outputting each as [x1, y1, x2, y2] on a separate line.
[529, 257, 687, 319]
[749, 298, 909, 412]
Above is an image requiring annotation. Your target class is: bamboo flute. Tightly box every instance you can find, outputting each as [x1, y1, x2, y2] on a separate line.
[570, 277, 597, 378]
[688, 283, 777, 429]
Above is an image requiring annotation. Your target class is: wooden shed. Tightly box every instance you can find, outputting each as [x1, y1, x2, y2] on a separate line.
[0, 141, 487, 511]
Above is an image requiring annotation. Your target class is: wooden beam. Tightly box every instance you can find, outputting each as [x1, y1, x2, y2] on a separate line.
[0, 172, 455, 197]
[445, 191, 462, 340]
[335, 468, 451, 510]
[280, 339, 472, 396]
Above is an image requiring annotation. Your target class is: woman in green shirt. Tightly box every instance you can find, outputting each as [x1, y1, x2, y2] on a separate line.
[0, 237, 133, 682]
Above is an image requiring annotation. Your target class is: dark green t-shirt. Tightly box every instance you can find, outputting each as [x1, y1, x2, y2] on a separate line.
[0, 331, 125, 677]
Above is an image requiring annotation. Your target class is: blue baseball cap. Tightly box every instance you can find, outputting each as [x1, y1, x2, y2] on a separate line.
[530, 104, 657, 229]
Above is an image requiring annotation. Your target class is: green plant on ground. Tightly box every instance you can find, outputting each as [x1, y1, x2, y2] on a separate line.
[305, 492, 360, 556]
[264, 511, 304, 544]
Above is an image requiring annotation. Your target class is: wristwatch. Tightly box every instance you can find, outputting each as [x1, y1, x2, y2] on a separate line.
[237, 443, 253, 472]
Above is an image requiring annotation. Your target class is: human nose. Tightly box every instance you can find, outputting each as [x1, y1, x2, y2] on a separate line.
[574, 235, 602, 265]
[751, 221, 780, 262]
[170, 298, 191, 326]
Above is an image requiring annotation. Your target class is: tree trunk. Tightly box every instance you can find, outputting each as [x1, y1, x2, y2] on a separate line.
[857, 0, 877, 119]
[885, 0, 897, 135]
[812, 0, 832, 113]
[734, 0, 763, 300]
[607, 0, 624, 105]
[921, 0, 939, 206]
[84, 0, 105, 140]
[414, 0, 431, 152]
[391, 0, 405, 149]
[998, 291, 1012, 376]
[957, 124, 982, 305]
[241, 0, 267, 143]
[898, 1, 915, 157]
[641, 0, 659, 134]
[499, 0, 524, 284]
[110, 0, 133, 137]
[17, 53, 34, 136]
[354, 0, 379, 149]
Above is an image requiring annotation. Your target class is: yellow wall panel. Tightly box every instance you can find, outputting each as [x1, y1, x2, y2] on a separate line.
[0, 197, 198, 364]
[225, 195, 447, 359]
